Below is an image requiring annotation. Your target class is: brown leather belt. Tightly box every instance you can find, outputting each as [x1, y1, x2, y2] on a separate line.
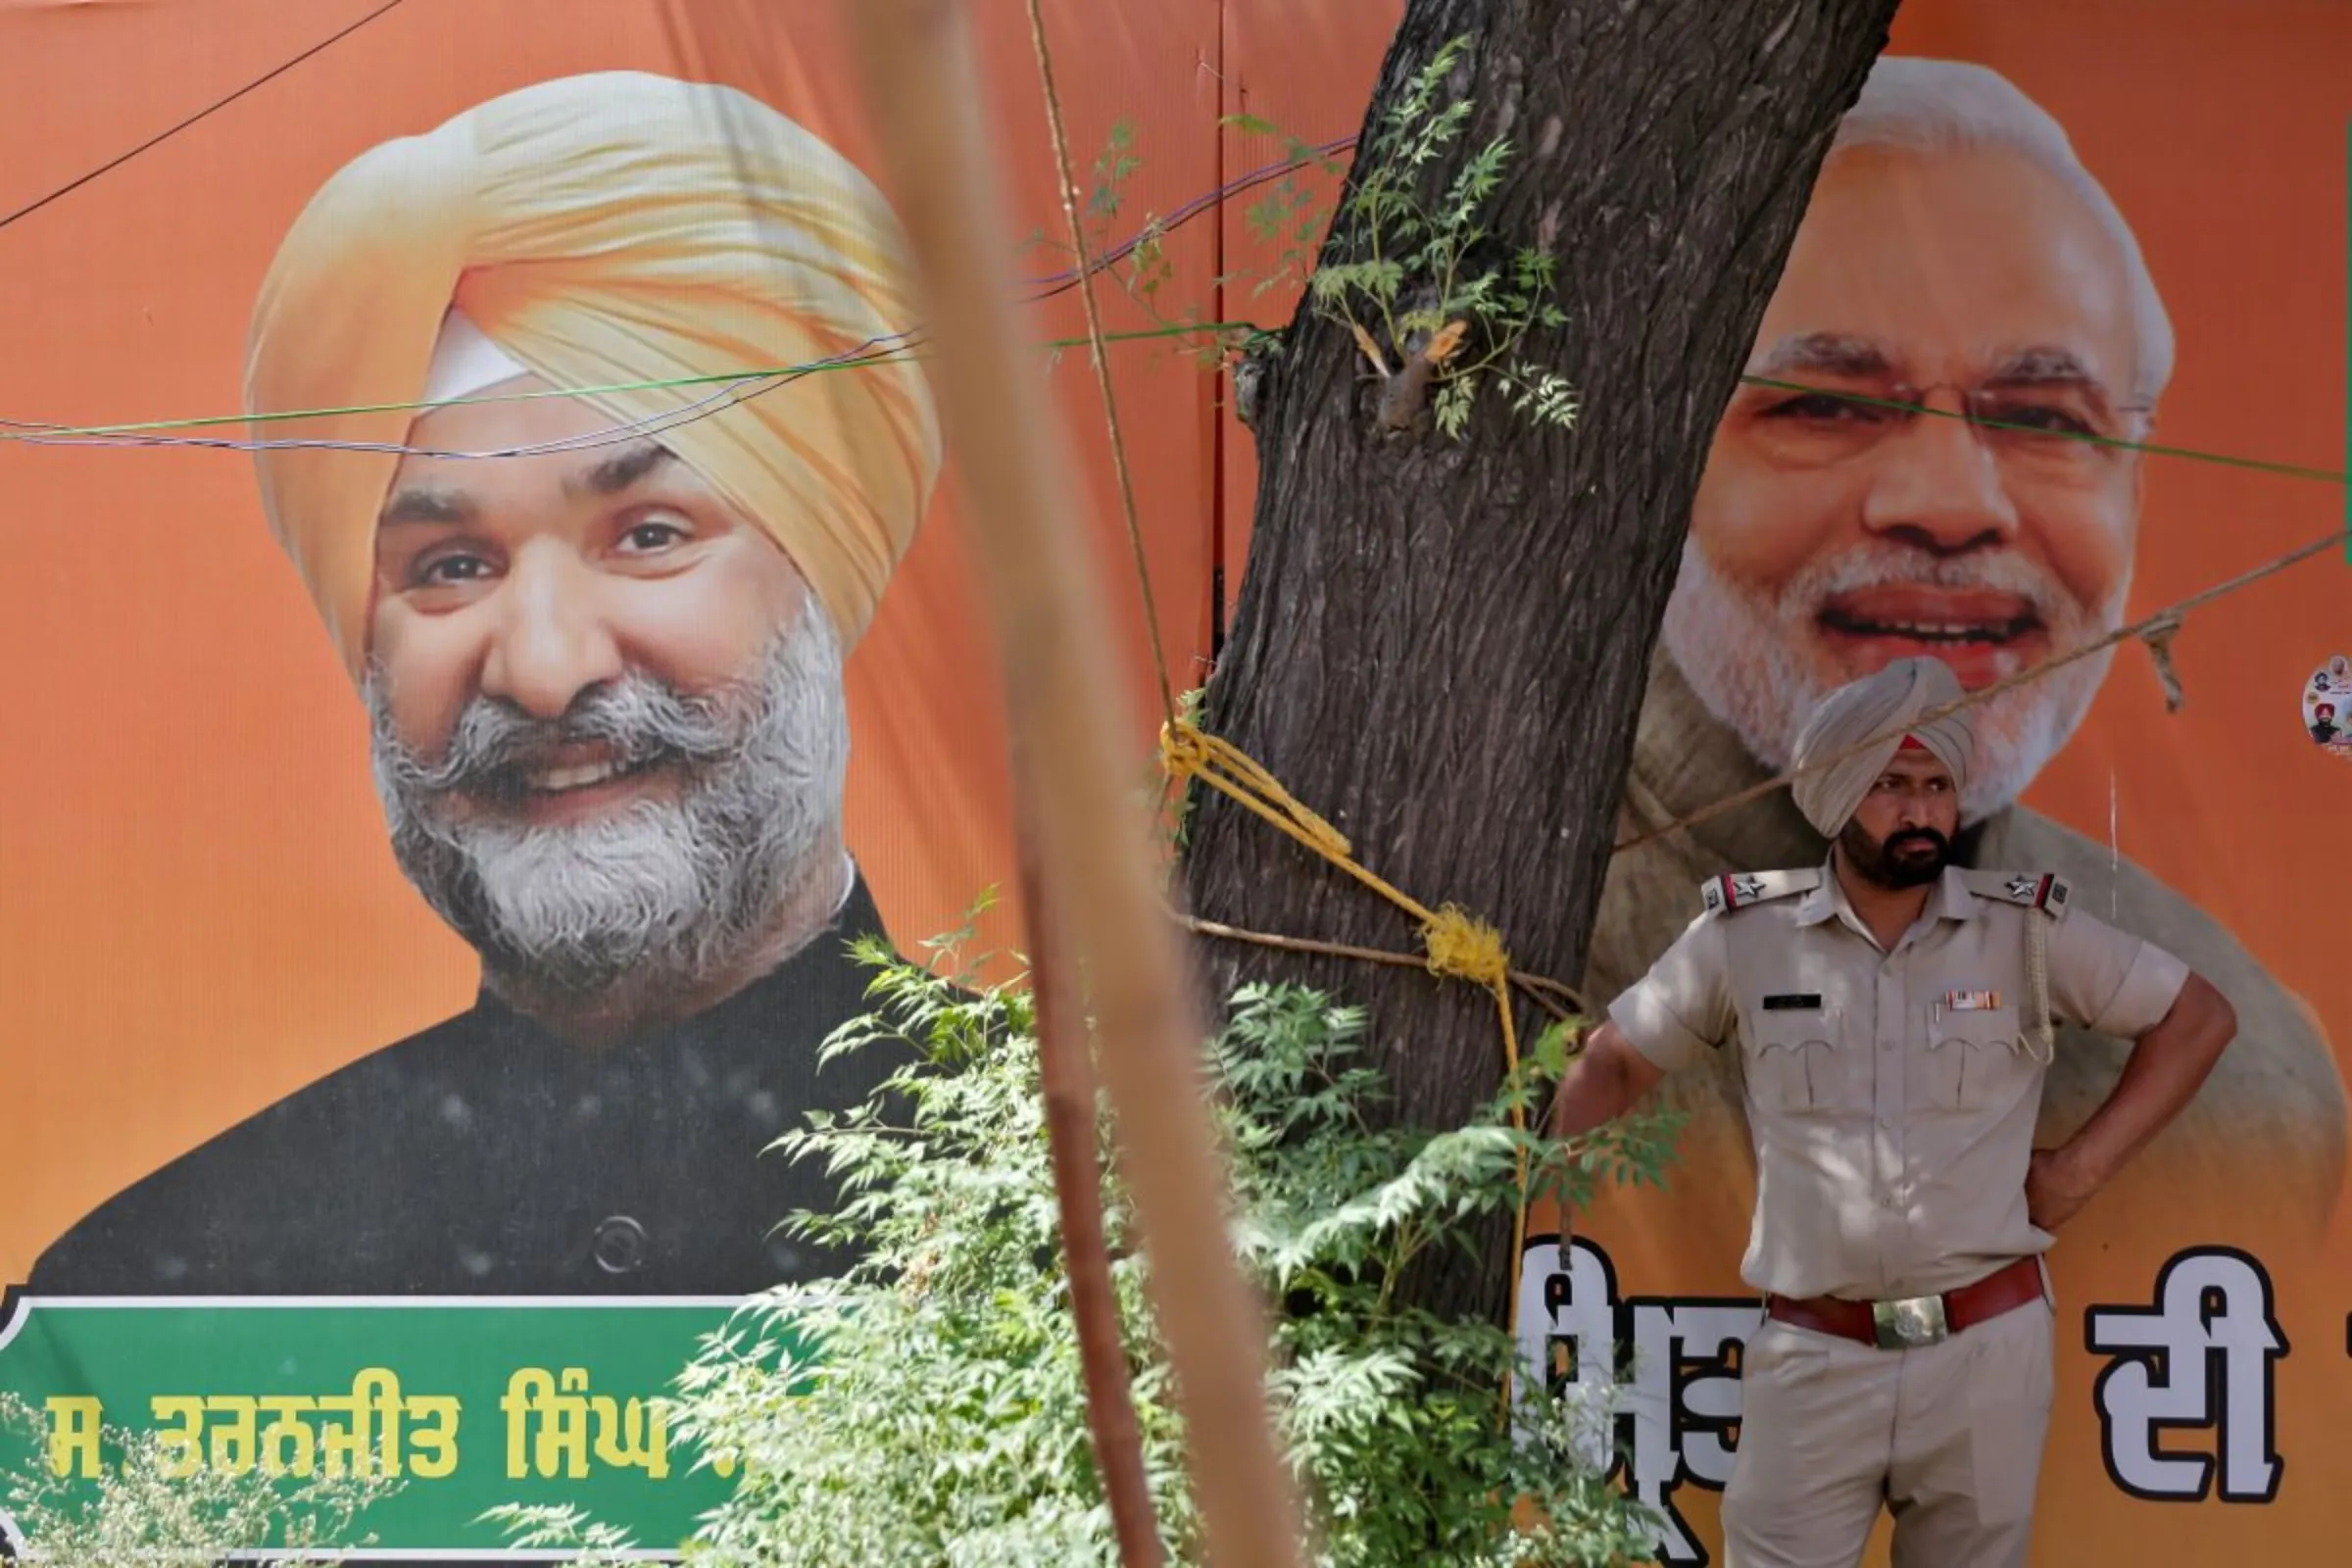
[1765, 1255, 2044, 1350]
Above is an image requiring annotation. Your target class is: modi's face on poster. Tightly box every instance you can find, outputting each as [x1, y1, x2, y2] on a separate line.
[1665, 136, 2162, 821]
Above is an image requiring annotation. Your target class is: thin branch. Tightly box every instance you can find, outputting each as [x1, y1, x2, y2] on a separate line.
[839, 8, 1308, 1567]
[1024, 0, 1176, 727]
[1020, 809, 1164, 1568]
[1174, 911, 1583, 1023]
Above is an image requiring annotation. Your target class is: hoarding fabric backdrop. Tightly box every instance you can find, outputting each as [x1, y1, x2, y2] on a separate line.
[3, 0, 2349, 1561]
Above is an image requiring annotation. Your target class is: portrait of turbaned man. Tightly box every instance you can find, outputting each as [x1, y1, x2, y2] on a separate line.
[28, 71, 944, 1298]
[1581, 56, 2347, 1237]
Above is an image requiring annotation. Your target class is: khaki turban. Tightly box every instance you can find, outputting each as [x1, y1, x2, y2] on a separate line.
[1788, 658, 1976, 836]
[245, 71, 942, 680]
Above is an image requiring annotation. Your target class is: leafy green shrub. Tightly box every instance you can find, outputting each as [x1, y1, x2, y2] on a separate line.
[0, 1393, 397, 1567]
[499, 939, 1678, 1565]
[1305, 35, 1580, 439]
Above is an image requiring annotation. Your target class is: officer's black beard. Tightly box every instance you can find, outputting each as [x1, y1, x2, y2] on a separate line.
[1839, 820, 1952, 891]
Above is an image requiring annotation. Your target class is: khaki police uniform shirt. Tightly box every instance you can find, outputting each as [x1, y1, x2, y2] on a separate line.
[1607, 859, 2190, 1303]
[1585, 653, 2343, 1236]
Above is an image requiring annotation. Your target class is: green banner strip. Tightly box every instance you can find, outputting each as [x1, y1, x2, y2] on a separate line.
[0, 1296, 782, 1558]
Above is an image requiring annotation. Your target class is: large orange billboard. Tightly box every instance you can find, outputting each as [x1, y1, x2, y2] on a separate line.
[3, 0, 2350, 1561]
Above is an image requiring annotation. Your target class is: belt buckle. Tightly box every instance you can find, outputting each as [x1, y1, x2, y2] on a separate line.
[1871, 1293, 1949, 1350]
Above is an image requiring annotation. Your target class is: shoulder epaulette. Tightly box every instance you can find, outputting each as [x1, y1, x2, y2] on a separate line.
[1698, 867, 1821, 917]
[1963, 869, 2074, 919]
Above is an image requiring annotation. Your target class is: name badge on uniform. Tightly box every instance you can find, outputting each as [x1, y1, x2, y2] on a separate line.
[1943, 989, 2002, 1011]
[1762, 994, 1822, 1011]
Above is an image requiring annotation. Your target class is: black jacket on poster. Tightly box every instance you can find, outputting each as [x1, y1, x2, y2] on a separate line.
[26, 875, 911, 1298]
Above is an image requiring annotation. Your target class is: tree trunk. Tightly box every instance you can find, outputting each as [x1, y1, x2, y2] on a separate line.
[1181, 0, 1899, 1324]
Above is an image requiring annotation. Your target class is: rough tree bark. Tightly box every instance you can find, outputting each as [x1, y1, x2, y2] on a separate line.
[1181, 0, 1901, 1324]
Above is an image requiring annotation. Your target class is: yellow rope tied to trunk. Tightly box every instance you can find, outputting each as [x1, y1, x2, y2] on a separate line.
[1161, 717, 1536, 1395]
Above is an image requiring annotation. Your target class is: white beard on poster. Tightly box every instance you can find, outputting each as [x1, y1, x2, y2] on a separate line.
[1661, 533, 2122, 826]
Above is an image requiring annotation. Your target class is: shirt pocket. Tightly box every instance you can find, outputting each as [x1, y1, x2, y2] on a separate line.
[1916, 1004, 2029, 1112]
[1742, 1004, 1862, 1117]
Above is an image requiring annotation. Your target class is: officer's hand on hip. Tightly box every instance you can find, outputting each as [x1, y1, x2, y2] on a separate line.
[2026, 1145, 2101, 1231]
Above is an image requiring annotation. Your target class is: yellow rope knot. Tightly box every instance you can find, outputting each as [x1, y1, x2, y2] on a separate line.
[1159, 716, 1353, 861]
[1421, 905, 1510, 989]
[1157, 716, 1215, 780]
[1154, 712, 1536, 1424]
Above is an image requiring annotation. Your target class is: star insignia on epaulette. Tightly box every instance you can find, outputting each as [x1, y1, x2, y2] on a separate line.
[1699, 867, 1819, 915]
[1970, 868, 2073, 917]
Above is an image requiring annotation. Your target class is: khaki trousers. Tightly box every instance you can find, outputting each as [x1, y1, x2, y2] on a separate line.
[1721, 1292, 2055, 1568]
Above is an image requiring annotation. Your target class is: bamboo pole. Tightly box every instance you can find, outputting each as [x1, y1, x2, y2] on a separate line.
[1016, 800, 1165, 1568]
[838, 6, 1309, 1567]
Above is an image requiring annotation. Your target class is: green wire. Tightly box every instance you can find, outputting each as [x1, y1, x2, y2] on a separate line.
[0, 319, 1251, 444]
[10, 335, 2349, 500]
[1739, 374, 2349, 487]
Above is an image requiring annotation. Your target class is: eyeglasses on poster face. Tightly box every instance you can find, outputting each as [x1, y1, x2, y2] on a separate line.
[1741, 376, 2152, 483]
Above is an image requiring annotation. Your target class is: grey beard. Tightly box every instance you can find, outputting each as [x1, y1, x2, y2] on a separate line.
[1660, 535, 2123, 823]
[366, 610, 850, 1007]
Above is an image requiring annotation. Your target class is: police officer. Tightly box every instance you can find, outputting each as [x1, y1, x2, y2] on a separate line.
[1550, 658, 2238, 1567]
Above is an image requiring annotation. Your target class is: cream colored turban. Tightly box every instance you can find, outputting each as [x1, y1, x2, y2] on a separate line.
[1788, 659, 1976, 836]
[245, 71, 942, 680]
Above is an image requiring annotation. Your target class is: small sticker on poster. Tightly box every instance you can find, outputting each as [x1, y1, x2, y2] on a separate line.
[2302, 656, 2352, 756]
